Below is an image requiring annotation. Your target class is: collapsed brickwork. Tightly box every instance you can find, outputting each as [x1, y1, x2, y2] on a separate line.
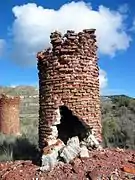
[0, 94, 20, 135]
[37, 29, 102, 171]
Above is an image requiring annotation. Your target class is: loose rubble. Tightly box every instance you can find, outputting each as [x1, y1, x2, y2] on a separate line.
[59, 136, 81, 163]
[0, 148, 135, 180]
[40, 130, 101, 171]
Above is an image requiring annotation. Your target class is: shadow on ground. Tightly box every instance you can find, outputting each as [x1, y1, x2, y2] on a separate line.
[0, 136, 40, 164]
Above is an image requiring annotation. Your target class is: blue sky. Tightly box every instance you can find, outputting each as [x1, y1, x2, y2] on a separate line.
[0, 0, 135, 97]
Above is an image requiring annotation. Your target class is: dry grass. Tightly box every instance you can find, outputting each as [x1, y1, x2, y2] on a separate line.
[0, 117, 39, 162]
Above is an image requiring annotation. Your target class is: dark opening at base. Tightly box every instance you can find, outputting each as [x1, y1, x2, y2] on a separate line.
[57, 106, 92, 144]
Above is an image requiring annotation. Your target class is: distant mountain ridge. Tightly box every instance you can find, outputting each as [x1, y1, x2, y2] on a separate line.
[0, 85, 133, 99]
[0, 85, 39, 97]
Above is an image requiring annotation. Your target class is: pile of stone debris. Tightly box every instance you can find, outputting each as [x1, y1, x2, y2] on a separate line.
[40, 130, 102, 172]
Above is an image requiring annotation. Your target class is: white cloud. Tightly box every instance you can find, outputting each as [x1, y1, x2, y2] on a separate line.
[10, 2, 131, 65]
[10, 82, 38, 88]
[131, 19, 135, 31]
[0, 39, 6, 57]
[10, 85, 17, 88]
[99, 69, 108, 89]
[118, 3, 129, 14]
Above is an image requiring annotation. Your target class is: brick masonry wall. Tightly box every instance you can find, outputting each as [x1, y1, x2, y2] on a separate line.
[0, 94, 20, 135]
[37, 29, 102, 149]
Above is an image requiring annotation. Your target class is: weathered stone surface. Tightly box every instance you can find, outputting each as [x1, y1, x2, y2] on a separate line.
[80, 132, 101, 150]
[79, 145, 89, 158]
[41, 139, 65, 171]
[60, 136, 81, 163]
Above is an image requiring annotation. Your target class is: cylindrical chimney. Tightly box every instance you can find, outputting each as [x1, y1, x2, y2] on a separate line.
[37, 29, 102, 150]
[0, 94, 20, 135]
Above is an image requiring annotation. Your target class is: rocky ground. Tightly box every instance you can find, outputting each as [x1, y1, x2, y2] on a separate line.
[0, 148, 135, 180]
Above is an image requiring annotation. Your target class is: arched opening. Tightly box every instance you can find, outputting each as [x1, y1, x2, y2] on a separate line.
[57, 105, 92, 144]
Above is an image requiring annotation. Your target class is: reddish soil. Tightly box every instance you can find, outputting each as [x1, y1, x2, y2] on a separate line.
[0, 148, 135, 180]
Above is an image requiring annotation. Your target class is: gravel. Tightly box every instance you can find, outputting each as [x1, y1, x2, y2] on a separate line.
[0, 148, 135, 180]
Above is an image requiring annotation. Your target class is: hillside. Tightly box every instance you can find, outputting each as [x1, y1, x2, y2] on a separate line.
[101, 94, 135, 149]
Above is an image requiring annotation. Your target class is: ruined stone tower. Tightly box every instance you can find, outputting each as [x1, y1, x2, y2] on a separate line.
[0, 94, 20, 135]
[37, 29, 101, 151]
